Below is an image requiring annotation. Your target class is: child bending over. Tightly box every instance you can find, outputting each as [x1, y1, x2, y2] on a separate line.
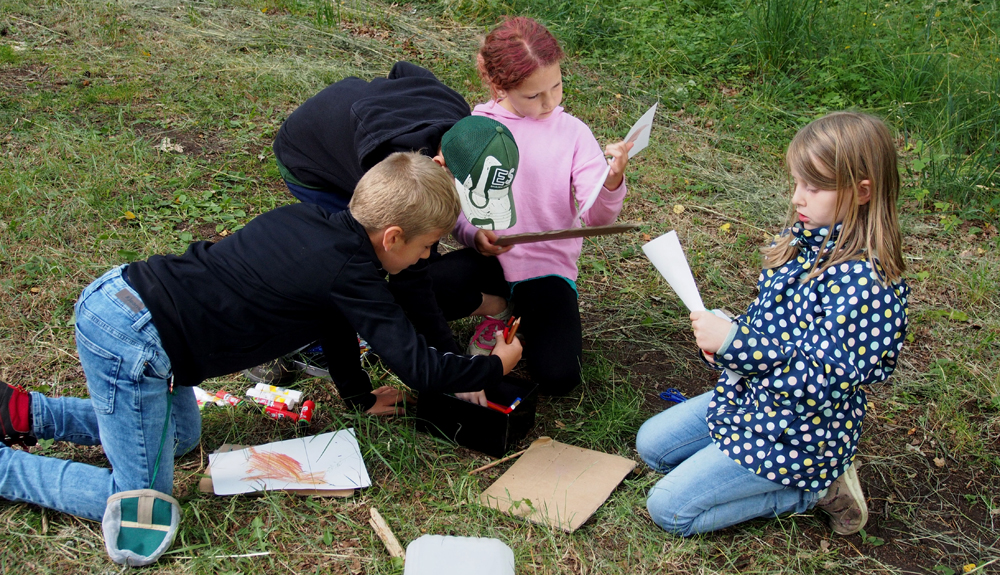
[0, 152, 521, 523]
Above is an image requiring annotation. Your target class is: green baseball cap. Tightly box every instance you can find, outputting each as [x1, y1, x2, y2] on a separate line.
[441, 116, 519, 230]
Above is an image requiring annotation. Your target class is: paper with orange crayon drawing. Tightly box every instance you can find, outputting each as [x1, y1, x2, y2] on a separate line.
[208, 429, 371, 495]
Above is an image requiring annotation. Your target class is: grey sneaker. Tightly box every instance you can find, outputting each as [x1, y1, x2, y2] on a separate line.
[816, 464, 868, 535]
[242, 358, 297, 385]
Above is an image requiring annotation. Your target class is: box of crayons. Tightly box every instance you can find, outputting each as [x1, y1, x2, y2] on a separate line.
[416, 377, 538, 458]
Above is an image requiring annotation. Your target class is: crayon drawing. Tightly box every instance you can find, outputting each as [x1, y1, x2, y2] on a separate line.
[209, 429, 371, 495]
[244, 447, 327, 484]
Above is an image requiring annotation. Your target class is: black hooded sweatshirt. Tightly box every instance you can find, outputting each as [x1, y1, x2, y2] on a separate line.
[126, 204, 502, 409]
[272, 61, 471, 202]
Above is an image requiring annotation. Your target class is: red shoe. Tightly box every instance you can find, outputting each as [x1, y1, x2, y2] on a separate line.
[1, 380, 36, 448]
[466, 317, 508, 356]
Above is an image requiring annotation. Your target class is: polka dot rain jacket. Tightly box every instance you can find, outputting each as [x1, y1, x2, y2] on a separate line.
[708, 223, 909, 491]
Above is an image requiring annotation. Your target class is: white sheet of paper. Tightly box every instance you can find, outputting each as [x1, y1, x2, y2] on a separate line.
[623, 102, 658, 159]
[575, 102, 658, 219]
[208, 429, 371, 495]
[642, 231, 705, 311]
[643, 231, 742, 384]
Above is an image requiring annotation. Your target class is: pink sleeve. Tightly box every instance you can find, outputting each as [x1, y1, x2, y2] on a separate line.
[452, 216, 478, 248]
[570, 125, 627, 227]
[582, 178, 627, 227]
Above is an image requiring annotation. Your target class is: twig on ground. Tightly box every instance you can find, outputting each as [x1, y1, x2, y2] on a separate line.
[369, 507, 405, 559]
[469, 449, 527, 475]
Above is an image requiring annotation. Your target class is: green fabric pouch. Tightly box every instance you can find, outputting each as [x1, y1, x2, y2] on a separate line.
[103, 489, 180, 566]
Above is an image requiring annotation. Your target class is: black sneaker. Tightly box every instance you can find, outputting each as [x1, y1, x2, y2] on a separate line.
[241, 358, 298, 385]
[1, 380, 36, 448]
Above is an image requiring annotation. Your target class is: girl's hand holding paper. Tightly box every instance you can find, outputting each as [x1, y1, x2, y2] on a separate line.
[690, 311, 733, 355]
[603, 140, 633, 191]
[642, 230, 740, 382]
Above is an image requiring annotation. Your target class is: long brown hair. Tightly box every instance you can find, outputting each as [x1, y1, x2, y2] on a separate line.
[762, 111, 905, 284]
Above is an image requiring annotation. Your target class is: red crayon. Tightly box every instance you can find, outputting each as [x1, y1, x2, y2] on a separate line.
[264, 404, 299, 422]
[247, 396, 288, 409]
[298, 400, 315, 426]
[215, 390, 242, 407]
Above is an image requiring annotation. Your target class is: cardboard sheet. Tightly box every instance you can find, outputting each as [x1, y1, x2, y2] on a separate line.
[200, 443, 357, 497]
[480, 437, 636, 532]
[493, 224, 638, 246]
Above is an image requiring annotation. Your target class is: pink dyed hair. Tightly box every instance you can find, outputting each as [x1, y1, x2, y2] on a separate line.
[478, 17, 565, 98]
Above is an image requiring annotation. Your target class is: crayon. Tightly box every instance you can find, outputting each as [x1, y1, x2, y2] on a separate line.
[253, 383, 303, 403]
[298, 400, 315, 426]
[215, 390, 243, 407]
[264, 404, 299, 422]
[246, 388, 297, 409]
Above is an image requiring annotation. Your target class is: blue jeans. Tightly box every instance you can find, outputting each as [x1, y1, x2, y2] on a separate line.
[285, 180, 350, 213]
[636, 391, 819, 536]
[0, 266, 200, 521]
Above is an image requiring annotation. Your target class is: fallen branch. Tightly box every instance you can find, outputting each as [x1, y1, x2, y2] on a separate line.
[369, 507, 405, 559]
[468, 449, 527, 475]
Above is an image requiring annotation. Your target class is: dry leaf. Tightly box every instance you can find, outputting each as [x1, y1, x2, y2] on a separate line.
[30, 287, 40, 294]
[157, 137, 183, 153]
[719, 222, 731, 232]
[673, 204, 685, 214]
[819, 540, 830, 553]
[554, 420, 566, 429]
[642, 233, 651, 242]
[933, 457, 946, 468]
[124, 211, 136, 220]
[907, 428, 916, 435]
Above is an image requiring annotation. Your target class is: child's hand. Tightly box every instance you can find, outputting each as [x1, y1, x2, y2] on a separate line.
[474, 229, 512, 257]
[365, 386, 410, 416]
[490, 331, 523, 374]
[690, 311, 733, 355]
[455, 390, 488, 407]
[603, 140, 634, 190]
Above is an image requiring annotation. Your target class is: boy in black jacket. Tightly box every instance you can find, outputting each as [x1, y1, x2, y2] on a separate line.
[0, 152, 521, 524]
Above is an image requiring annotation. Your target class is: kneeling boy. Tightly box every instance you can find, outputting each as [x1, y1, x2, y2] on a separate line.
[0, 151, 520, 523]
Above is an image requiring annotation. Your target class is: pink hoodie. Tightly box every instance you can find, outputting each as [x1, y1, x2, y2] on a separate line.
[453, 101, 627, 283]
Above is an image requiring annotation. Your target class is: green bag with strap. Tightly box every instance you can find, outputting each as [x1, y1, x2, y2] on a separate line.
[103, 489, 180, 566]
[102, 389, 180, 566]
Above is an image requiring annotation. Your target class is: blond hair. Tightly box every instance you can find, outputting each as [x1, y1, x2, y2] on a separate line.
[349, 152, 461, 239]
[763, 111, 905, 284]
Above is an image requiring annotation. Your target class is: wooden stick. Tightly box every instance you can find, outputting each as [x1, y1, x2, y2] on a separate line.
[468, 448, 528, 475]
[369, 507, 405, 559]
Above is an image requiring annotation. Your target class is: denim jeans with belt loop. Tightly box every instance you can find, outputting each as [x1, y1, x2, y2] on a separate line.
[0, 265, 200, 521]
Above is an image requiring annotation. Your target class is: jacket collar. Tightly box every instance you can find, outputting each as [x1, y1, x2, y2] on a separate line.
[788, 222, 841, 253]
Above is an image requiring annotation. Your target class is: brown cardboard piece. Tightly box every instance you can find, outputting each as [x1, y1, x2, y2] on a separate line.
[199, 444, 354, 497]
[493, 224, 638, 246]
[480, 437, 637, 532]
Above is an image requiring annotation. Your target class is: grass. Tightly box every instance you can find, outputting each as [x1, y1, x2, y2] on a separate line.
[1, 0, 999, 573]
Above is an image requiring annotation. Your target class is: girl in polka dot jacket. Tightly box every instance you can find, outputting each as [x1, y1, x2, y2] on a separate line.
[636, 111, 909, 538]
